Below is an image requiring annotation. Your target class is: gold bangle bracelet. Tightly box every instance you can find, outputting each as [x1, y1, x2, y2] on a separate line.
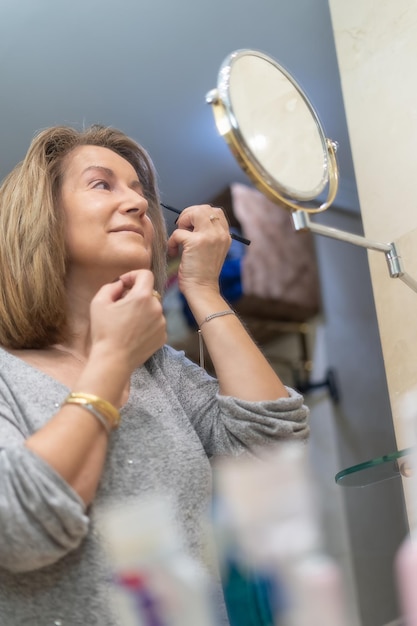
[63, 392, 121, 431]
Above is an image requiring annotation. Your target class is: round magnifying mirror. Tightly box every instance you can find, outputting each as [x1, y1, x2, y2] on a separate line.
[206, 49, 339, 213]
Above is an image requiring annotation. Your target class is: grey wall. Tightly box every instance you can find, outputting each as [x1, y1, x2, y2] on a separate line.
[311, 208, 408, 625]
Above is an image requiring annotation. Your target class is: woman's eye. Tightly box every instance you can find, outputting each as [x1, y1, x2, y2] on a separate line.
[92, 180, 110, 190]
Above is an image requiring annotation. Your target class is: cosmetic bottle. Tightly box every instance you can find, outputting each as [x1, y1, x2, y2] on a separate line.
[98, 494, 216, 626]
[213, 441, 349, 626]
[395, 533, 417, 626]
[394, 390, 417, 625]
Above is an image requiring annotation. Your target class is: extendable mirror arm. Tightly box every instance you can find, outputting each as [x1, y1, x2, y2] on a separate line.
[292, 210, 417, 294]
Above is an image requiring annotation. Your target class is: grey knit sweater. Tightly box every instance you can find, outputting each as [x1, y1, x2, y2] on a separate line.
[0, 345, 309, 625]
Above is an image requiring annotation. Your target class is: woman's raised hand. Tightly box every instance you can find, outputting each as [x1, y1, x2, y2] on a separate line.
[167, 205, 231, 299]
[89, 269, 166, 372]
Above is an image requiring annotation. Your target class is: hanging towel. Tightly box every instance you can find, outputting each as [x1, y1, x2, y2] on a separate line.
[230, 183, 321, 315]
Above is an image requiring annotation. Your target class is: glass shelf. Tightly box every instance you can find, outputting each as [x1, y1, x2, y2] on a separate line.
[335, 448, 414, 487]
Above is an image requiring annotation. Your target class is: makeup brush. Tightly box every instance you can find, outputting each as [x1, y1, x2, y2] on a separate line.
[161, 203, 251, 246]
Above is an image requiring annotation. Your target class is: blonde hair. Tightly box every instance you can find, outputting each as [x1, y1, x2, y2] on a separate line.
[0, 124, 167, 349]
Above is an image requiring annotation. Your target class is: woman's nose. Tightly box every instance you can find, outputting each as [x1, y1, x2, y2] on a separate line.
[119, 188, 148, 215]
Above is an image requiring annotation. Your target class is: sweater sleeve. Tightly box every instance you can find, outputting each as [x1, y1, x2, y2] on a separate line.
[156, 346, 309, 457]
[0, 398, 89, 573]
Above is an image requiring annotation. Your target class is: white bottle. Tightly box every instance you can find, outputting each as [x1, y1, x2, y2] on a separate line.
[213, 441, 349, 626]
[98, 494, 216, 626]
[289, 552, 349, 626]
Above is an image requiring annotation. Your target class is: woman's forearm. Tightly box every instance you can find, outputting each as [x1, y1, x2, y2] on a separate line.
[25, 347, 130, 504]
[187, 291, 288, 401]
[25, 407, 108, 505]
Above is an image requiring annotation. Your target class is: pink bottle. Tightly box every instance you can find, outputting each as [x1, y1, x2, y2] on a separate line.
[395, 390, 417, 625]
[395, 532, 417, 626]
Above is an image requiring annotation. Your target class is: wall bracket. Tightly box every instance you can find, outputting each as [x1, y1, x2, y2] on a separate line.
[292, 211, 417, 294]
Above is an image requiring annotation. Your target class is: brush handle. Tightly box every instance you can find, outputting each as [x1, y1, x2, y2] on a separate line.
[160, 203, 250, 246]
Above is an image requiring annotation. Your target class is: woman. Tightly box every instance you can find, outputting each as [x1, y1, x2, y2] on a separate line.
[0, 124, 309, 625]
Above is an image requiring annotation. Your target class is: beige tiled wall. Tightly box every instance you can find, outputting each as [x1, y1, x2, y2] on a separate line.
[328, 0, 417, 521]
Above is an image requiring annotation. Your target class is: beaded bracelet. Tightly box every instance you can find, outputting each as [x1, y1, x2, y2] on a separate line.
[199, 309, 236, 329]
[198, 309, 236, 368]
[62, 392, 121, 434]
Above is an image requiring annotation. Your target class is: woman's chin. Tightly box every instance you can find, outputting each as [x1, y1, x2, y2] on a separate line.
[114, 250, 152, 272]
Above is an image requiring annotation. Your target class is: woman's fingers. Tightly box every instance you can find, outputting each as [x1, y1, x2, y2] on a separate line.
[97, 270, 160, 306]
[174, 205, 228, 232]
[90, 269, 166, 368]
[168, 205, 231, 253]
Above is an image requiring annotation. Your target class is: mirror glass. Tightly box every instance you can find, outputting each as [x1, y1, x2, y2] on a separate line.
[207, 49, 338, 212]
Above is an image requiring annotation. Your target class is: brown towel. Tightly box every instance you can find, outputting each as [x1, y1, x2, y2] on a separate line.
[231, 183, 321, 313]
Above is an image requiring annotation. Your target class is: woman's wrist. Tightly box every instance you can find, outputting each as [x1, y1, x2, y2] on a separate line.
[199, 309, 236, 329]
[180, 281, 220, 304]
[185, 293, 232, 329]
[76, 343, 132, 408]
[62, 392, 120, 434]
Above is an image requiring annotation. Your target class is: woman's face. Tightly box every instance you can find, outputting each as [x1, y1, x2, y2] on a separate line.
[60, 145, 154, 283]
